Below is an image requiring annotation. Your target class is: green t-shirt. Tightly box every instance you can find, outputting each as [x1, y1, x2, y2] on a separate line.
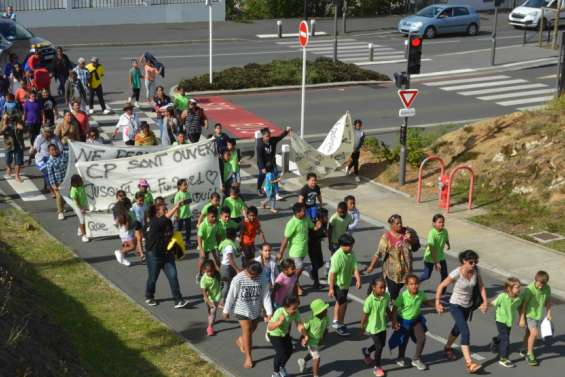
[284, 216, 314, 258]
[521, 282, 551, 320]
[70, 186, 88, 209]
[142, 191, 154, 206]
[217, 218, 239, 241]
[129, 67, 142, 89]
[268, 307, 300, 337]
[493, 292, 522, 327]
[329, 248, 357, 289]
[219, 238, 240, 258]
[395, 289, 426, 320]
[363, 292, 390, 334]
[304, 314, 329, 346]
[423, 228, 449, 263]
[222, 161, 233, 182]
[198, 219, 219, 253]
[229, 149, 240, 173]
[174, 94, 190, 111]
[200, 202, 217, 218]
[329, 213, 353, 244]
[200, 274, 222, 303]
[174, 191, 192, 219]
[224, 196, 245, 218]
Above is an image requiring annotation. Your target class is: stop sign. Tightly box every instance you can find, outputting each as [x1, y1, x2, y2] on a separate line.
[299, 21, 309, 47]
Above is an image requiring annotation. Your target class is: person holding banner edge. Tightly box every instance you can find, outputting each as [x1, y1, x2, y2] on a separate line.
[256, 126, 291, 198]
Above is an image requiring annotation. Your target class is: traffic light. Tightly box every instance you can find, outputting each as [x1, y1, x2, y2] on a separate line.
[394, 72, 409, 89]
[407, 35, 422, 75]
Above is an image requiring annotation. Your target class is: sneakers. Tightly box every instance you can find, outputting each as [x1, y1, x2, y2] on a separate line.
[519, 349, 527, 358]
[88, 109, 95, 115]
[57, 212, 65, 220]
[195, 272, 202, 285]
[134, 101, 140, 108]
[297, 358, 306, 373]
[271, 373, 280, 377]
[174, 299, 190, 309]
[145, 298, 157, 306]
[275, 193, 284, 201]
[526, 353, 538, 366]
[265, 329, 270, 342]
[395, 358, 406, 367]
[278, 367, 288, 377]
[103, 109, 112, 115]
[498, 358, 515, 368]
[257, 189, 264, 197]
[362, 347, 374, 366]
[411, 359, 427, 371]
[114, 250, 131, 267]
[373, 367, 385, 377]
[81, 235, 90, 243]
[77, 227, 82, 236]
[331, 320, 342, 329]
[206, 325, 215, 336]
[355, 176, 361, 183]
[336, 325, 350, 336]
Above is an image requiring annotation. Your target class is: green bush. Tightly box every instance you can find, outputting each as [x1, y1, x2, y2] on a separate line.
[364, 128, 436, 167]
[178, 57, 389, 91]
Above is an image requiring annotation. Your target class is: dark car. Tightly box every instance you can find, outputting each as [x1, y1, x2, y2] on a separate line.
[0, 19, 55, 66]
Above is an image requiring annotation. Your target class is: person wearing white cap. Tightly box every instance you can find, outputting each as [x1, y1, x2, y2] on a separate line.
[86, 57, 111, 115]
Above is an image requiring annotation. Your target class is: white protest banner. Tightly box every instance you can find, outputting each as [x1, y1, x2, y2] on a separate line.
[76, 140, 221, 212]
[84, 212, 117, 239]
[61, 142, 168, 210]
[289, 111, 354, 179]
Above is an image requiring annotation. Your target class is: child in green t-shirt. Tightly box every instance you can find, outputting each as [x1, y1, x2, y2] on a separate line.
[128, 59, 143, 107]
[360, 278, 395, 377]
[267, 296, 307, 377]
[420, 214, 450, 286]
[328, 201, 353, 254]
[489, 277, 522, 368]
[519, 270, 552, 366]
[218, 206, 239, 242]
[138, 179, 154, 206]
[70, 174, 89, 243]
[392, 275, 433, 371]
[174, 179, 193, 248]
[224, 186, 247, 224]
[200, 260, 222, 337]
[226, 138, 241, 186]
[197, 192, 221, 226]
[328, 234, 361, 337]
[297, 298, 329, 377]
[197, 206, 221, 282]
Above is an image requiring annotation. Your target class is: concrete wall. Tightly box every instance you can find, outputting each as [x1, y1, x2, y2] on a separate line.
[16, 3, 225, 27]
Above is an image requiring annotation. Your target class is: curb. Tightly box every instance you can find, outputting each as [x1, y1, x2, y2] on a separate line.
[0, 187, 236, 377]
[60, 37, 248, 49]
[169, 80, 390, 97]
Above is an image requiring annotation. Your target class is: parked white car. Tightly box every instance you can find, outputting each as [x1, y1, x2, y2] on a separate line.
[508, 0, 565, 28]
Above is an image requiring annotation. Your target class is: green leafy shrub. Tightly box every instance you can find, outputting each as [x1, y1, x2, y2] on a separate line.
[178, 57, 389, 91]
[364, 128, 438, 167]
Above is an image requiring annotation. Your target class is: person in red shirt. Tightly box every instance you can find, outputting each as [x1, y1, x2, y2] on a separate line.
[32, 67, 50, 91]
[239, 206, 266, 267]
[26, 49, 40, 72]
[70, 99, 89, 141]
[15, 83, 29, 107]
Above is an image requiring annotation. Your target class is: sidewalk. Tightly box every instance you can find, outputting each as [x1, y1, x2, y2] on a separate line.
[281, 172, 565, 300]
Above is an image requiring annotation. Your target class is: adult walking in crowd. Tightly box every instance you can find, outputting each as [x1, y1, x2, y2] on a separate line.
[435, 249, 488, 374]
[55, 112, 80, 145]
[51, 47, 73, 97]
[31, 126, 62, 191]
[64, 71, 87, 112]
[256, 126, 290, 197]
[366, 214, 413, 300]
[144, 201, 190, 309]
[152, 85, 171, 141]
[184, 98, 207, 143]
[223, 261, 273, 369]
[114, 103, 139, 145]
[346, 118, 365, 182]
[86, 57, 111, 115]
[72, 58, 89, 107]
[70, 99, 89, 141]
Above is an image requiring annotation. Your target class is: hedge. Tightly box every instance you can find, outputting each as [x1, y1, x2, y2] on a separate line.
[178, 58, 390, 91]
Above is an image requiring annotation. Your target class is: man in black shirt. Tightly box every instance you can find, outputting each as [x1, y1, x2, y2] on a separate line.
[144, 201, 189, 308]
[256, 126, 291, 196]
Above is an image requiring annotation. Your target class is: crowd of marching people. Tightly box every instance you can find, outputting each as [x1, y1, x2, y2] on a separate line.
[0, 38, 555, 377]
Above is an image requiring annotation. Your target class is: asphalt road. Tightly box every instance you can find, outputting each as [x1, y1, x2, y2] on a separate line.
[1, 157, 564, 377]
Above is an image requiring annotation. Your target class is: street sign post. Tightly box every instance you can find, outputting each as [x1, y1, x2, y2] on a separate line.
[206, 0, 213, 84]
[397, 88, 419, 185]
[299, 21, 309, 137]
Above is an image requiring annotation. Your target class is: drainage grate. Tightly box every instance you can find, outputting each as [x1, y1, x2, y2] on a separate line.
[529, 231, 565, 243]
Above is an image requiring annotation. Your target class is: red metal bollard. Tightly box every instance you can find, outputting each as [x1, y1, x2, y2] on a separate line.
[438, 174, 449, 209]
[416, 156, 446, 204]
[444, 165, 475, 214]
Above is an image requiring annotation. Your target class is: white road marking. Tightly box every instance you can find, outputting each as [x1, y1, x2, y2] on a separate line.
[539, 74, 557, 79]
[412, 68, 476, 78]
[5, 175, 48, 202]
[121, 50, 297, 60]
[477, 35, 522, 40]
[356, 58, 432, 66]
[435, 44, 523, 56]
[440, 79, 528, 91]
[424, 75, 510, 87]
[457, 83, 547, 96]
[477, 88, 556, 101]
[341, 55, 405, 62]
[307, 45, 394, 52]
[496, 95, 555, 106]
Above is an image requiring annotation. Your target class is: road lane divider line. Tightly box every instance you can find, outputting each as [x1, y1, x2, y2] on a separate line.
[4, 175, 48, 202]
[496, 95, 555, 107]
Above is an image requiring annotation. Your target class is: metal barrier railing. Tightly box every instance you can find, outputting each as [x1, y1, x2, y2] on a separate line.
[0, 0, 217, 11]
[2, 0, 65, 11]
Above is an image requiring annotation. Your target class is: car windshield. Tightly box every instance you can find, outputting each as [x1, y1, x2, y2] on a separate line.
[416, 6, 445, 17]
[3, 22, 33, 40]
[522, 0, 551, 8]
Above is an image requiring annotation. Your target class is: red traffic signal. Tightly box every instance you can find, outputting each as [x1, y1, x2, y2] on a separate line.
[410, 37, 422, 48]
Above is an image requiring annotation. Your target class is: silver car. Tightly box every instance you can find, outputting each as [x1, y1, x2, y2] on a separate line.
[398, 5, 481, 39]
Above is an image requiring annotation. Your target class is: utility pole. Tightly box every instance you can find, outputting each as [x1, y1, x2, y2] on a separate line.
[303, 0, 308, 20]
[206, 0, 213, 84]
[342, 0, 347, 34]
[558, 32, 565, 96]
[552, 0, 562, 49]
[333, 0, 339, 62]
[491, 5, 499, 66]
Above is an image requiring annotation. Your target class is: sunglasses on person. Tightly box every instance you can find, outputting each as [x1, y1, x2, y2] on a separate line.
[466, 259, 479, 266]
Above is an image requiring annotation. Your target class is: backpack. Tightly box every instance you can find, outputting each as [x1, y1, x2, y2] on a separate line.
[404, 227, 421, 253]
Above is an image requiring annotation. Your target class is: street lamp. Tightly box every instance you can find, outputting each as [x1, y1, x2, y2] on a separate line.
[333, 0, 339, 62]
[206, 0, 213, 84]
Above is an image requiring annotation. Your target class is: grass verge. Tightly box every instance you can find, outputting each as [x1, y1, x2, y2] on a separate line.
[0, 208, 223, 377]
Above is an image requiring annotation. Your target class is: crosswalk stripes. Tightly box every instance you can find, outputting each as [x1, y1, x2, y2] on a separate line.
[274, 37, 409, 65]
[423, 75, 557, 109]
